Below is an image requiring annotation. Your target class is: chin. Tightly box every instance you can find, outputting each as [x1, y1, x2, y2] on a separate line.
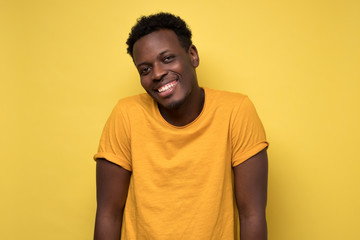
[159, 98, 185, 110]
[166, 100, 185, 110]
[150, 87, 193, 111]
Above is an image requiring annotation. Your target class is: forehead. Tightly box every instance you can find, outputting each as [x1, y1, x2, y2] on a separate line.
[133, 29, 184, 64]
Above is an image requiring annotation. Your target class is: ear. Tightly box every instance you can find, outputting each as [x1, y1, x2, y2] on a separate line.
[188, 44, 200, 68]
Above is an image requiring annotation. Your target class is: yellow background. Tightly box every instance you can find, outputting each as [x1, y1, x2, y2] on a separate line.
[1, 0, 359, 239]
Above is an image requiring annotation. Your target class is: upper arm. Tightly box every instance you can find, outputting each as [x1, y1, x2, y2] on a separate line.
[96, 159, 131, 214]
[231, 96, 268, 167]
[233, 148, 268, 217]
[94, 103, 132, 171]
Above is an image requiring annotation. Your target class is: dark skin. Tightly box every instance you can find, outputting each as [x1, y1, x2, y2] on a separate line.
[234, 149, 268, 240]
[94, 29, 268, 240]
[94, 160, 131, 240]
[133, 29, 203, 126]
[95, 151, 268, 240]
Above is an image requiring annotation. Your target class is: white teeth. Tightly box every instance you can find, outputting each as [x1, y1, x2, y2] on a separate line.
[158, 82, 176, 93]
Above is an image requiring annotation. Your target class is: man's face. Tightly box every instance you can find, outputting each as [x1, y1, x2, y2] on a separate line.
[132, 29, 199, 110]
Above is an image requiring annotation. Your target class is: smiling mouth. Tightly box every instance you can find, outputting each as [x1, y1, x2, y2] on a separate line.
[157, 80, 178, 93]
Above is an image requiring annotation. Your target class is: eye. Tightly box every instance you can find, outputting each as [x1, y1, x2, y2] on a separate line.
[163, 55, 175, 63]
[139, 66, 151, 76]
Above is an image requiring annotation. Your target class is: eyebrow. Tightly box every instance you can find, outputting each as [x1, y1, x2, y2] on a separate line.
[135, 50, 170, 68]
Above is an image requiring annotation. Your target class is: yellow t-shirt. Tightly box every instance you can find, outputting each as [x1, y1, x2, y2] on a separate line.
[94, 88, 268, 240]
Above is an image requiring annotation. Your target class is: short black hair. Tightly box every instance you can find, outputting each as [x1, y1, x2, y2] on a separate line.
[126, 12, 192, 57]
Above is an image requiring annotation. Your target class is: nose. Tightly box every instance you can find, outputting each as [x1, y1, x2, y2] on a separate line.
[152, 63, 166, 81]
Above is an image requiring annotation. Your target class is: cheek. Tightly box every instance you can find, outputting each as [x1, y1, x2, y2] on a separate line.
[181, 66, 196, 82]
[171, 61, 183, 72]
[140, 77, 152, 91]
[176, 60, 193, 75]
[140, 77, 147, 86]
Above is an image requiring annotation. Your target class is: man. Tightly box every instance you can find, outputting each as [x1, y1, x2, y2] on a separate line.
[94, 12, 268, 240]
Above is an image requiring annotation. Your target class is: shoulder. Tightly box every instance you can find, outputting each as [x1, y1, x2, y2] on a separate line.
[113, 93, 153, 113]
[205, 87, 250, 109]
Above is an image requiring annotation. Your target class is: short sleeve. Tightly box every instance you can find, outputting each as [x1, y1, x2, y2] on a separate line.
[93, 103, 132, 171]
[231, 96, 268, 167]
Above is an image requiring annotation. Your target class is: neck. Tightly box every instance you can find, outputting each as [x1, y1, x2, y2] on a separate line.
[158, 87, 204, 127]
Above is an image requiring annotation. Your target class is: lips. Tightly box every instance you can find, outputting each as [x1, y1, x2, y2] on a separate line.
[158, 81, 177, 92]
[155, 80, 178, 97]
